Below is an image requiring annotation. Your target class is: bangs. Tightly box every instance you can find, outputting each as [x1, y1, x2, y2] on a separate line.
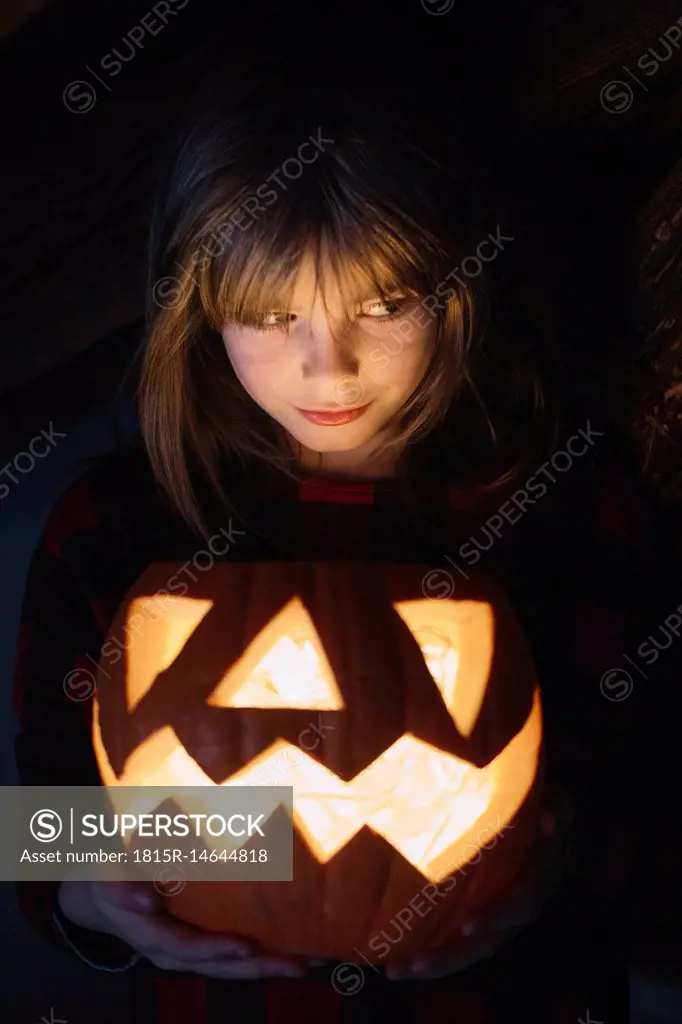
[181, 167, 451, 332]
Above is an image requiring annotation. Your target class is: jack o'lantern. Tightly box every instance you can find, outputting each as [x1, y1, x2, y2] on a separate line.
[92, 562, 543, 963]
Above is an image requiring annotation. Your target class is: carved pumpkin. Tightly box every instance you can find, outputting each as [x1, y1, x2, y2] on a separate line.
[92, 562, 543, 963]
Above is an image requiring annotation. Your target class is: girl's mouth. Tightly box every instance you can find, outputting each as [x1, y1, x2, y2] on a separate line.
[296, 403, 372, 426]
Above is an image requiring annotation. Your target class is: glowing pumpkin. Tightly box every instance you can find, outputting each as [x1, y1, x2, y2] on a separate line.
[92, 562, 543, 963]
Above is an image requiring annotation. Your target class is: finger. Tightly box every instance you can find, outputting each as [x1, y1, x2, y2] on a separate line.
[145, 952, 304, 978]
[92, 880, 159, 913]
[387, 959, 464, 981]
[147, 952, 193, 973]
[182, 957, 306, 980]
[466, 835, 556, 933]
[95, 901, 256, 960]
[460, 891, 544, 942]
[458, 895, 528, 941]
[136, 915, 256, 961]
[387, 964, 453, 981]
[386, 936, 508, 980]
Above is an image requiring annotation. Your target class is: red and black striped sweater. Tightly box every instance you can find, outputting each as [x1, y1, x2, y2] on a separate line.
[12, 430, 655, 1022]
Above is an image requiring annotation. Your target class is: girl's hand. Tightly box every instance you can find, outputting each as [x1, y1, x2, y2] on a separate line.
[386, 783, 574, 980]
[58, 879, 305, 979]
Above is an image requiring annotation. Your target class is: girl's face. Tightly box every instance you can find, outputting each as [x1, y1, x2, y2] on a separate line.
[221, 256, 437, 463]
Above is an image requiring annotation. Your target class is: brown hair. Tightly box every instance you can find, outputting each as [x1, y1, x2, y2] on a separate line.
[139, 60, 558, 538]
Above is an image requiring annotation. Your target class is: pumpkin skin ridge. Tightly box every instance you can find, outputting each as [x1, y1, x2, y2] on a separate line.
[92, 561, 544, 962]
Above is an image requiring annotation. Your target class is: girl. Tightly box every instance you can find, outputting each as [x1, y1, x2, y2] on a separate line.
[14, 54, 646, 1021]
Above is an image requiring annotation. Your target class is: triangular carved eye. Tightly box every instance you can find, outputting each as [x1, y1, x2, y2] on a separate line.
[126, 596, 214, 712]
[393, 599, 494, 737]
[208, 597, 344, 710]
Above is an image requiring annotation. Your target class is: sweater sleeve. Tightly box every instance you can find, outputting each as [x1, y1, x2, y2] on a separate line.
[559, 458, 662, 805]
[12, 499, 140, 971]
[524, 450, 673, 914]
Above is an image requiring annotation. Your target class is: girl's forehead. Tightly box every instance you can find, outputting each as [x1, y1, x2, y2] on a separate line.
[283, 250, 394, 310]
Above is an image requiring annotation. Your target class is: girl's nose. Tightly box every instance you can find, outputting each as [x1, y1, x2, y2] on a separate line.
[301, 327, 358, 380]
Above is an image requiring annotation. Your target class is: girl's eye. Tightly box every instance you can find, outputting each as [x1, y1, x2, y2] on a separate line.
[253, 312, 298, 332]
[248, 296, 414, 331]
[360, 297, 411, 321]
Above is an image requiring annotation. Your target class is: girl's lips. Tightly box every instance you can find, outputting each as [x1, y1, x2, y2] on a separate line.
[296, 403, 372, 426]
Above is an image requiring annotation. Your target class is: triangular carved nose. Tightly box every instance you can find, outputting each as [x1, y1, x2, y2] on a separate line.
[208, 597, 344, 710]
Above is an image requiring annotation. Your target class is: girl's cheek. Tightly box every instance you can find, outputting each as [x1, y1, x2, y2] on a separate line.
[361, 324, 434, 381]
[224, 329, 283, 370]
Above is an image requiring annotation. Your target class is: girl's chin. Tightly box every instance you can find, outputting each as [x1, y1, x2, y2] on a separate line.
[300, 436, 375, 455]
[288, 423, 375, 451]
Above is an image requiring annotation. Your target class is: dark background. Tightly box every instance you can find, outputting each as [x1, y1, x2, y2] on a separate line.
[1, 1, 681, 1020]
